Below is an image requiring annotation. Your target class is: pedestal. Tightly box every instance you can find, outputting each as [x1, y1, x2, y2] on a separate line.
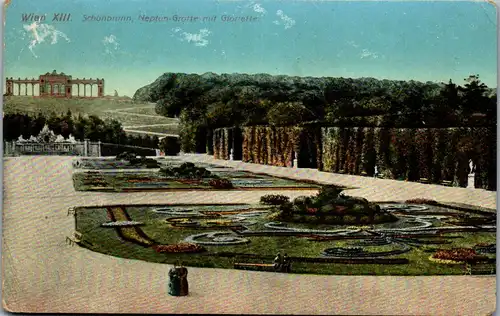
[467, 173, 475, 189]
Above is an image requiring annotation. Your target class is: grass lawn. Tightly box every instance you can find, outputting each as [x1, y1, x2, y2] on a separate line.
[119, 107, 160, 116]
[3, 96, 178, 130]
[75, 204, 496, 275]
[128, 125, 180, 134]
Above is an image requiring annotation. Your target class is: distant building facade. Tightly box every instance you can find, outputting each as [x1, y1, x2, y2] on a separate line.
[5, 70, 105, 98]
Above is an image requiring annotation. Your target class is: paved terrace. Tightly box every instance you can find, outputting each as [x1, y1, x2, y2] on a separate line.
[2, 155, 497, 315]
[179, 154, 497, 209]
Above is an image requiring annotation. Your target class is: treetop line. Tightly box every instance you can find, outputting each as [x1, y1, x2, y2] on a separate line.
[4, 70, 105, 98]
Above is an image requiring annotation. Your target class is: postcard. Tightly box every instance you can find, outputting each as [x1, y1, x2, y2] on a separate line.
[1, 0, 497, 314]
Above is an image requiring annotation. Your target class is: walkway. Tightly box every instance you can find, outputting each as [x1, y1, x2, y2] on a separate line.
[179, 154, 497, 209]
[2, 156, 496, 314]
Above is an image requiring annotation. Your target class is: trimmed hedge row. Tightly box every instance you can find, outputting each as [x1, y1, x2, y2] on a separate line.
[322, 127, 495, 189]
[212, 126, 496, 190]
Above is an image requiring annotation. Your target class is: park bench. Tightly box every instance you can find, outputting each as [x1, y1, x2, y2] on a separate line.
[234, 262, 275, 272]
[441, 180, 453, 187]
[463, 262, 496, 275]
[419, 178, 429, 184]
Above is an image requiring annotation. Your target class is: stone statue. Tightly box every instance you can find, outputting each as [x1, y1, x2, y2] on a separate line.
[230, 148, 234, 161]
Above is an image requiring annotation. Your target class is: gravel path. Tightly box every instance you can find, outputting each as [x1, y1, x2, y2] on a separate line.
[2, 155, 496, 315]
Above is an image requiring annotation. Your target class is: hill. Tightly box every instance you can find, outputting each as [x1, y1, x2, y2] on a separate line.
[3, 96, 179, 136]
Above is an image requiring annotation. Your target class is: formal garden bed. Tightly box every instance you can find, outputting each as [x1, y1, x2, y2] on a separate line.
[73, 198, 496, 275]
[72, 162, 324, 192]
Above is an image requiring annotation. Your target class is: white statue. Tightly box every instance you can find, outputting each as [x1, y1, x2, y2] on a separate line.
[469, 160, 474, 175]
[36, 124, 57, 143]
[67, 134, 77, 143]
[230, 148, 234, 161]
[17, 135, 26, 142]
[55, 135, 65, 142]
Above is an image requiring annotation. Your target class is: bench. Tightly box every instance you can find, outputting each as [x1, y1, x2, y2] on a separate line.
[463, 262, 496, 275]
[419, 178, 429, 184]
[234, 263, 276, 272]
[441, 180, 453, 187]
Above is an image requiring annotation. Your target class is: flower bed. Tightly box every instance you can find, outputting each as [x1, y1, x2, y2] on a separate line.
[430, 248, 487, 263]
[152, 243, 206, 253]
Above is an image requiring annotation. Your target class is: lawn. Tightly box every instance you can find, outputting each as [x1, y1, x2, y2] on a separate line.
[127, 125, 180, 135]
[74, 203, 496, 275]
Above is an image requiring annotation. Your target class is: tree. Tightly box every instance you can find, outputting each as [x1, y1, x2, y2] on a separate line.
[459, 75, 490, 121]
[266, 101, 316, 126]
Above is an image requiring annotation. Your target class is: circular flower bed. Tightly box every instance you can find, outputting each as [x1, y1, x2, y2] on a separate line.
[152, 243, 206, 253]
[354, 237, 391, 246]
[184, 231, 250, 245]
[430, 248, 486, 264]
[101, 221, 144, 227]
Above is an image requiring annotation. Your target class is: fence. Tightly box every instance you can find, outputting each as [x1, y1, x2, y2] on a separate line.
[4, 140, 158, 157]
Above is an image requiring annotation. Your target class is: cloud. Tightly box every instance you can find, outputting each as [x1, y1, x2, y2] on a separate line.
[22, 22, 70, 58]
[347, 40, 360, 48]
[174, 28, 212, 47]
[102, 34, 119, 55]
[273, 9, 295, 29]
[252, 3, 267, 15]
[360, 48, 379, 59]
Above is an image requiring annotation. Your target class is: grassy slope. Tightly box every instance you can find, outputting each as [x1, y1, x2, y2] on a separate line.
[3, 96, 179, 134]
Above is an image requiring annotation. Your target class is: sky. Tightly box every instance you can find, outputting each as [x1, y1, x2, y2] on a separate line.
[3, 0, 498, 97]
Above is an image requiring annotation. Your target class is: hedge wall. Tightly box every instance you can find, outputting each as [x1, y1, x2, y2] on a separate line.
[213, 125, 496, 190]
[321, 127, 495, 190]
[240, 126, 321, 168]
[213, 127, 230, 160]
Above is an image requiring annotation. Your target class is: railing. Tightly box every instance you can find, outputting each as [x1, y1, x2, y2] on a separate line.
[4, 139, 101, 157]
[4, 140, 159, 157]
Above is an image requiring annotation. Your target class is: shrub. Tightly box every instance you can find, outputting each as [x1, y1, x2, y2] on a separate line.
[260, 194, 290, 205]
[160, 162, 214, 179]
[293, 195, 312, 206]
[208, 178, 234, 189]
[116, 151, 137, 161]
[405, 198, 438, 205]
[159, 136, 181, 156]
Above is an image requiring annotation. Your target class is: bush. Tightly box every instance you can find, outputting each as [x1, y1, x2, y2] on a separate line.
[405, 198, 438, 205]
[159, 136, 181, 156]
[260, 194, 290, 205]
[160, 162, 214, 179]
[208, 178, 234, 189]
[116, 151, 137, 161]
